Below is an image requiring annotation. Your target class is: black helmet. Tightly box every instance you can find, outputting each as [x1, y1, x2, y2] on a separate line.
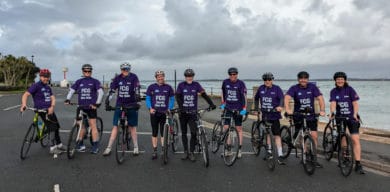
[297, 71, 309, 79]
[333, 71, 347, 80]
[184, 68, 195, 77]
[82, 64, 93, 71]
[262, 72, 274, 81]
[228, 67, 238, 74]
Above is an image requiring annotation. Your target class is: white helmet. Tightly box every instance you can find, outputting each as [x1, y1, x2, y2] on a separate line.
[120, 62, 131, 71]
[155, 70, 165, 77]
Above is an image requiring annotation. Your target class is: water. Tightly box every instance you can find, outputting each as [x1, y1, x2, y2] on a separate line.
[142, 80, 390, 131]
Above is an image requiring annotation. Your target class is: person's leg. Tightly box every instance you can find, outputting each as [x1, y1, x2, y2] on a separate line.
[188, 114, 197, 153]
[348, 120, 364, 174]
[103, 109, 121, 156]
[39, 112, 57, 153]
[180, 114, 189, 152]
[308, 119, 322, 168]
[159, 113, 166, 147]
[235, 114, 243, 158]
[128, 109, 139, 150]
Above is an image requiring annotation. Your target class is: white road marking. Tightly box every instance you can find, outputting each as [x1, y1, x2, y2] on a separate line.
[53, 184, 60, 192]
[3, 104, 21, 111]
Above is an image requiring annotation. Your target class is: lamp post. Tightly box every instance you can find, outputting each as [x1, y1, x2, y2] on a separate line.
[31, 55, 34, 64]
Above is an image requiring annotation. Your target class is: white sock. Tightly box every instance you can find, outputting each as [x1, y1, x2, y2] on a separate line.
[278, 147, 283, 157]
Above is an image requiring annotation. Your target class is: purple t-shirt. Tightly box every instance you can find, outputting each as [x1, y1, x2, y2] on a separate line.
[330, 86, 359, 118]
[286, 83, 322, 120]
[71, 77, 101, 108]
[254, 85, 283, 120]
[176, 81, 204, 111]
[110, 73, 140, 107]
[146, 83, 174, 113]
[222, 79, 247, 110]
[27, 81, 53, 109]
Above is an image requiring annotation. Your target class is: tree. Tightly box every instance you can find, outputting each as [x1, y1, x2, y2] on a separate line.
[0, 54, 40, 87]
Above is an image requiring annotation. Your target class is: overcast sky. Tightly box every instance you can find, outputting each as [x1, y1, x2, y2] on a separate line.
[1, 0, 389, 81]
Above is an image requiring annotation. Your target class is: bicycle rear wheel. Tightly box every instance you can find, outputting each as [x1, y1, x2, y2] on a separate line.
[223, 127, 239, 167]
[200, 129, 210, 167]
[67, 124, 80, 159]
[323, 123, 335, 161]
[89, 117, 104, 145]
[20, 124, 37, 160]
[338, 134, 354, 177]
[162, 123, 169, 165]
[116, 127, 126, 164]
[302, 135, 316, 175]
[251, 121, 261, 156]
[170, 118, 179, 152]
[211, 121, 222, 153]
[280, 125, 292, 159]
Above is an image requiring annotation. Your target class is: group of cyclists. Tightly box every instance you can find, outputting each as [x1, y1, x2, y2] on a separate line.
[19, 62, 365, 174]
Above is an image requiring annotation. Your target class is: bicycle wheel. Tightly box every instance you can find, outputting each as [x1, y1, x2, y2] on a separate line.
[200, 129, 210, 167]
[323, 123, 335, 161]
[116, 127, 126, 164]
[265, 131, 276, 171]
[302, 135, 316, 176]
[20, 124, 37, 160]
[251, 121, 261, 156]
[338, 134, 354, 177]
[162, 123, 169, 165]
[280, 125, 292, 159]
[89, 117, 104, 145]
[211, 121, 222, 153]
[40, 126, 50, 148]
[223, 127, 239, 166]
[170, 118, 179, 152]
[67, 124, 80, 159]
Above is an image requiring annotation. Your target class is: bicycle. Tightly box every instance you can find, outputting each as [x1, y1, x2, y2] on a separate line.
[106, 104, 140, 164]
[66, 103, 103, 159]
[322, 114, 354, 177]
[250, 109, 278, 171]
[211, 109, 246, 167]
[20, 107, 51, 160]
[281, 108, 318, 175]
[162, 108, 180, 165]
[192, 108, 214, 167]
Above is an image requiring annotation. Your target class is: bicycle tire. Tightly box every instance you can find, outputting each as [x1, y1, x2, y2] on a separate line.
[89, 117, 104, 145]
[211, 121, 222, 153]
[170, 118, 179, 152]
[116, 126, 126, 164]
[67, 124, 80, 159]
[223, 127, 239, 167]
[251, 121, 261, 156]
[200, 129, 210, 167]
[162, 123, 169, 165]
[338, 134, 354, 177]
[20, 124, 36, 160]
[266, 131, 276, 171]
[280, 125, 292, 159]
[302, 135, 316, 176]
[40, 126, 50, 148]
[323, 123, 335, 161]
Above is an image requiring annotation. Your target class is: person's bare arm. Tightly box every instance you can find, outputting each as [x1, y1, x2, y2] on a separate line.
[20, 92, 31, 112]
[352, 100, 359, 121]
[317, 95, 326, 116]
[284, 95, 292, 114]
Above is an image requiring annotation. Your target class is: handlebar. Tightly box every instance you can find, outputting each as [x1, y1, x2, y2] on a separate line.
[105, 104, 141, 111]
[22, 107, 48, 113]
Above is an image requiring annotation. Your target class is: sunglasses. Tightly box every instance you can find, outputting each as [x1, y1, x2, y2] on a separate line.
[121, 68, 130, 71]
[229, 73, 237, 76]
[83, 70, 92, 73]
[263, 78, 273, 81]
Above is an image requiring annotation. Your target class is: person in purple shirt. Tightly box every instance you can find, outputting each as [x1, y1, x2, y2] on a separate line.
[146, 70, 175, 160]
[20, 69, 65, 155]
[330, 72, 365, 174]
[176, 69, 216, 161]
[102, 62, 141, 156]
[284, 71, 325, 168]
[65, 64, 104, 154]
[253, 72, 285, 164]
[221, 67, 247, 158]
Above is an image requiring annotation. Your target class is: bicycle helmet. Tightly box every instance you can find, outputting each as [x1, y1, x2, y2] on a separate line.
[297, 71, 309, 79]
[155, 70, 165, 77]
[184, 68, 195, 77]
[262, 72, 274, 81]
[228, 67, 238, 74]
[81, 64, 93, 71]
[120, 62, 131, 71]
[39, 69, 51, 77]
[333, 71, 347, 80]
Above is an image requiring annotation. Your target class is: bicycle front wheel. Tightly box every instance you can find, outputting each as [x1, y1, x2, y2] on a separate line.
[251, 121, 261, 156]
[170, 118, 179, 152]
[302, 135, 317, 176]
[116, 127, 126, 164]
[200, 129, 210, 167]
[162, 123, 169, 165]
[20, 124, 37, 160]
[211, 121, 222, 153]
[223, 127, 239, 167]
[338, 134, 354, 177]
[266, 132, 276, 171]
[323, 123, 335, 161]
[280, 125, 292, 159]
[67, 124, 80, 159]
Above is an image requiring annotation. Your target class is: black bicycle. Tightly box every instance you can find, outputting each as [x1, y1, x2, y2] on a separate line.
[162, 108, 180, 165]
[322, 114, 354, 177]
[193, 108, 214, 167]
[211, 110, 246, 167]
[66, 104, 103, 159]
[281, 108, 318, 175]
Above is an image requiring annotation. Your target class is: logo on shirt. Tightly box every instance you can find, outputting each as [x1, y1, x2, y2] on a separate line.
[298, 92, 302, 96]
[88, 83, 93, 86]
[191, 89, 196, 93]
[80, 84, 84, 87]
[260, 91, 265, 94]
[226, 85, 230, 88]
[119, 82, 123, 85]
[183, 89, 188, 93]
[336, 96, 340, 100]
[271, 92, 275, 95]
[155, 89, 160, 93]
[41, 88, 45, 91]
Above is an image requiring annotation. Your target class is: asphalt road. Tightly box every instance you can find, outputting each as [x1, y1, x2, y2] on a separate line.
[0, 88, 389, 192]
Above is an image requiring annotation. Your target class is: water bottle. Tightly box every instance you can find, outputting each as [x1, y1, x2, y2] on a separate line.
[332, 129, 338, 142]
[38, 120, 44, 135]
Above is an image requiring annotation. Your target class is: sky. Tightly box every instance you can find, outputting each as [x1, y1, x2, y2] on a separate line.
[0, 0, 389, 81]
